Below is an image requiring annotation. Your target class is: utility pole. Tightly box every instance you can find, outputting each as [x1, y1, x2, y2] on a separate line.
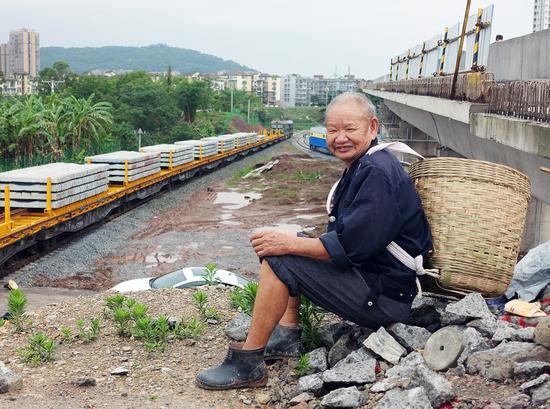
[230, 87, 234, 112]
[41, 79, 65, 94]
[451, 0, 471, 100]
[247, 99, 250, 123]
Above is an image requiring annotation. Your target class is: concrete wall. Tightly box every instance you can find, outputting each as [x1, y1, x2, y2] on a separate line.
[487, 29, 550, 81]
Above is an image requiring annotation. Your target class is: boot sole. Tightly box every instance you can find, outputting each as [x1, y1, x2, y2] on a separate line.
[195, 375, 268, 390]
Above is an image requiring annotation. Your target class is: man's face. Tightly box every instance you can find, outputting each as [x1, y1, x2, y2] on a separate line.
[325, 102, 379, 167]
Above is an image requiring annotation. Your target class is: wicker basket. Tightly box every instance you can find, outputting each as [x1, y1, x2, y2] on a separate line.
[409, 158, 531, 297]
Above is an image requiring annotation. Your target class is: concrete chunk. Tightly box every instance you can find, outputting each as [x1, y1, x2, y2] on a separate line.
[534, 317, 550, 348]
[410, 364, 455, 407]
[493, 321, 535, 343]
[386, 322, 432, 351]
[224, 312, 251, 341]
[385, 351, 425, 379]
[457, 327, 491, 368]
[441, 293, 493, 325]
[322, 348, 377, 385]
[374, 387, 432, 409]
[531, 382, 550, 405]
[513, 361, 550, 378]
[298, 373, 324, 394]
[467, 316, 499, 337]
[305, 347, 328, 374]
[320, 386, 366, 408]
[363, 327, 406, 365]
[467, 342, 550, 381]
[519, 374, 550, 391]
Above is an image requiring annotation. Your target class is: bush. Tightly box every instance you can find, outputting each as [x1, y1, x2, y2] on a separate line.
[76, 318, 101, 343]
[229, 282, 258, 315]
[173, 316, 205, 340]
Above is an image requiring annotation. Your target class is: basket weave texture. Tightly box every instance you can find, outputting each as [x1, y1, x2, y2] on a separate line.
[409, 158, 531, 297]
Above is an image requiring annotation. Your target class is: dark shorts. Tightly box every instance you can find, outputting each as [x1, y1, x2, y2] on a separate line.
[265, 254, 412, 329]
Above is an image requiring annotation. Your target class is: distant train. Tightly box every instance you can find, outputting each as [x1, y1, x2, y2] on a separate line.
[308, 126, 330, 154]
[0, 121, 293, 274]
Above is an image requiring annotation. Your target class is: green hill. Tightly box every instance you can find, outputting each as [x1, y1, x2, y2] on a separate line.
[40, 44, 255, 74]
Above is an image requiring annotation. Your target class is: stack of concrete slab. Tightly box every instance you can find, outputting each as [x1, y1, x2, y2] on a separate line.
[234, 133, 249, 147]
[85, 151, 161, 183]
[247, 132, 259, 144]
[203, 135, 236, 153]
[0, 162, 109, 209]
[175, 140, 218, 160]
[140, 144, 194, 168]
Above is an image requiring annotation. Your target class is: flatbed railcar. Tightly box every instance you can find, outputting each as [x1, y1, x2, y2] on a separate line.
[0, 124, 292, 276]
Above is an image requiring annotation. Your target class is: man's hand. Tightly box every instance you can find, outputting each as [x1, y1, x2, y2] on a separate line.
[250, 230, 296, 257]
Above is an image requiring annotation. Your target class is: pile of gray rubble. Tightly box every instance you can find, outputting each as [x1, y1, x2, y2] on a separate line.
[226, 287, 550, 408]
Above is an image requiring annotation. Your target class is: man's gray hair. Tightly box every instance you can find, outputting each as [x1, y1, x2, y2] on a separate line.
[325, 92, 377, 123]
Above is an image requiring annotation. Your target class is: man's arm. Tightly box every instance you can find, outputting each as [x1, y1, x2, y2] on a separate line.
[250, 230, 330, 260]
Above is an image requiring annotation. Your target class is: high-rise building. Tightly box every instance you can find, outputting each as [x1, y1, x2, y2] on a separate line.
[0, 43, 9, 77]
[533, 0, 550, 32]
[6, 29, 40, 78]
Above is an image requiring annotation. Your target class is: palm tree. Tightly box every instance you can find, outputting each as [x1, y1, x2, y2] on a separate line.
[65, 95, 113, 156]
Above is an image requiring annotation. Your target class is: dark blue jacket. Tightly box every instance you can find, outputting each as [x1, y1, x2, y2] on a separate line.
[319, 140, 433, 302]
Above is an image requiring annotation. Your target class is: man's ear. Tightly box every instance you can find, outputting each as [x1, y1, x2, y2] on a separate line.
[369, 117, 379, 135]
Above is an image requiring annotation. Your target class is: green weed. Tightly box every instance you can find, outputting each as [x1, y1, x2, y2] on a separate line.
[114, 308, 132, 337]
[173, 316, 205, 340]
[60, 326, 73, 343]
[202, 262, 221, 286]
[295, 354, 312, 377]
[229, 282, 258, 315]
[76, 318, 101, 343]
[18, 332, 57, 366]
[193, 290, 221, 321]
[7, 288, 27, 332]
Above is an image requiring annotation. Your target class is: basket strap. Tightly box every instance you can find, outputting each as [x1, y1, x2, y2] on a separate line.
[386, 242, 440, 297]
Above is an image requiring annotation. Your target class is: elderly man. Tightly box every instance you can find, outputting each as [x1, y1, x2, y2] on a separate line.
[196, 92, 432, 390]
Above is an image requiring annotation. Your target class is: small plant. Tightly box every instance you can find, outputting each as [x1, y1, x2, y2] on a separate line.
[18, 332, 56, 366]
[299, 296, 326, 351]
[76, 318, 101, 343]
[295, 354, 312, 377]
[114, 308, 132, 337]
[173, 316, 205, 339]
[193, 290, 220, 321]
[125, 298, 137, 309]
[229, 282, 258, 315]
[104, 293, 127, 318]
[8, 288, 27, 332]
[133, 316, 169, 352]
[193, 290, 208, 313]
[60, 326, 73, 343]
[202, 262, 220, 286]
[130, 303, 148, 321]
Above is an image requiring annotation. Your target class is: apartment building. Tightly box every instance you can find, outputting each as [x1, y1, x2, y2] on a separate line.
[533, 0, 550, 32]
[281, 74, 360, 107]
[0, 28, 40, 79]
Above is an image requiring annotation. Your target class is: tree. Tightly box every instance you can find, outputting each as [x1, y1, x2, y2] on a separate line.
[174, 79, 210, 122]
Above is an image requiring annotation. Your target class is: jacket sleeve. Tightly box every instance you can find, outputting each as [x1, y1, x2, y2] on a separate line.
[319, 165, 404, 269]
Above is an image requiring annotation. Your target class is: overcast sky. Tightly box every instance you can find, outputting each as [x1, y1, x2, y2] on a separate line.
[2, 0, 534, 79]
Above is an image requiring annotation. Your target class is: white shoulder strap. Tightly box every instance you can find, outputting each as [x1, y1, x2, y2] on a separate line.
[367, 141, 425, 159]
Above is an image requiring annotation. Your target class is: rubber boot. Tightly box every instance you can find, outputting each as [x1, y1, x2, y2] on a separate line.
[264, 324, 302, 360]
[195, 342, 268, 390]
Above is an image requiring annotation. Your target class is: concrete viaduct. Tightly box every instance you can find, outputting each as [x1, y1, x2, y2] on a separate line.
[364, 29, 550, 249]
